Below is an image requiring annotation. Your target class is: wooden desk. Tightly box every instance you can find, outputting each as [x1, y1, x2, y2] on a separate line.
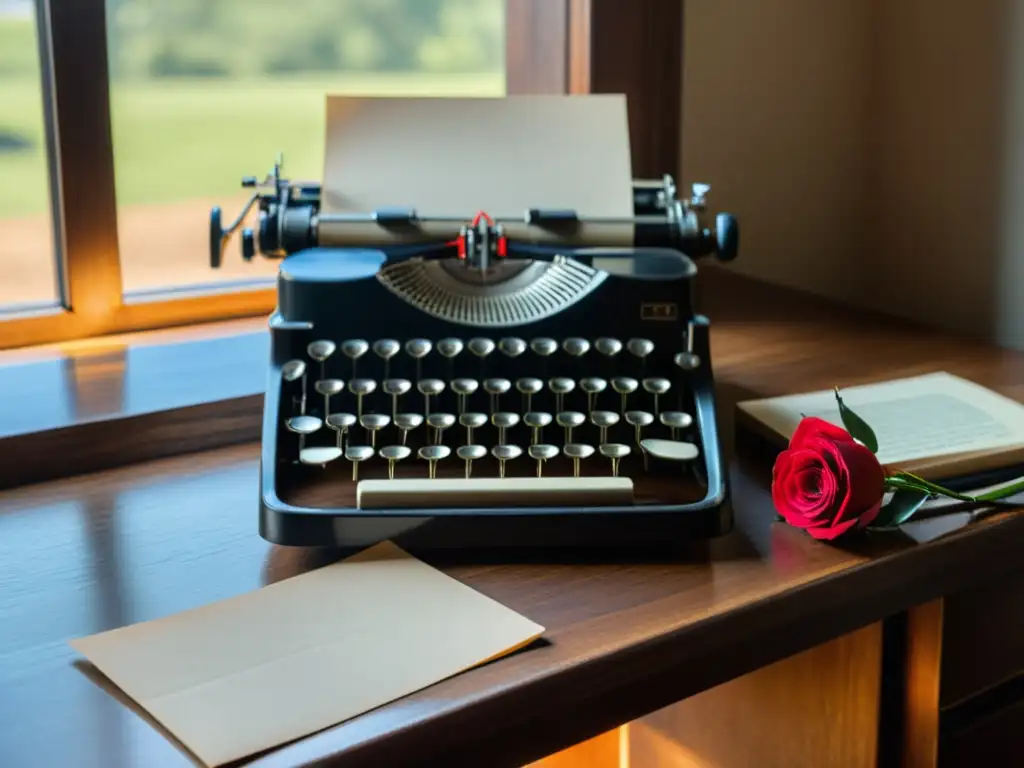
[1, 268, 1021, 767]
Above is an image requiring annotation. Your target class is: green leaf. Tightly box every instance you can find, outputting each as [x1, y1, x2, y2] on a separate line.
[871, 489, 930, 529]
[833, 387, 879, 454]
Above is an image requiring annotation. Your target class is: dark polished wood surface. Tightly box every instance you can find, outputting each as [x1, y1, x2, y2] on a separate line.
[2, 268, 1024, 768]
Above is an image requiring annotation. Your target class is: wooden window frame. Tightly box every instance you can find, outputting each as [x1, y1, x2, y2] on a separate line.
[1, 0, 682, 352]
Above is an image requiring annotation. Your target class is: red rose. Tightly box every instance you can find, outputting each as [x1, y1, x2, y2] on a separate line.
[771, 417, 886, 540]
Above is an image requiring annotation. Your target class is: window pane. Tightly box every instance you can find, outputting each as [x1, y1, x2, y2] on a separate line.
[105, 0, 506, 295]
[0, 1, 58, 311]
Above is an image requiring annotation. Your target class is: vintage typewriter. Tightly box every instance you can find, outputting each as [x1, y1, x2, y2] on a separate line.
[209, 99, 739, 551]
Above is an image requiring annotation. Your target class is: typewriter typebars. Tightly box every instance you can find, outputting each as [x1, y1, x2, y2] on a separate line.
[211, 155, 740, 550]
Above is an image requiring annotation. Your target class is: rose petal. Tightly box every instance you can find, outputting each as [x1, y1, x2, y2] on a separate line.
[832, 440, 885, 526]
[806, 516, 860, 540]
[790, 417, 856, 450]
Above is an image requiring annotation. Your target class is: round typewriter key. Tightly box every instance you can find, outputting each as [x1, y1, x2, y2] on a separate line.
[314, 378, 344, 418]
[417, 378, 446, 416]
[418, 445, 451, 479]
[451, 378, 479, 413]
[405, 338, 433, 359]
[659, 410, 693, 440]
[498, 337, 527, 358]
[483, 378, 511, 413]
[674, 351, 701, 371]
[282, 359, 309, 415]
[624, 410, 655, 447]
[523, 411, 553, 444]
[556, 411, 585, 443]
[491, 412, 520, 444]
[563, 443, 595, 478]
[627, 338, 655, 359]
[326, 412, 357, 447]
[528, 444, 559, 477]
[345, 445, 375, 482]
[372, 339, 400, 360]
[382, 378, 412, 417]
[590, 410, 620, 443]
[299, 446, 343, 467]
[379, 445, 411, 480]
[286, 415, 323, 454]
[642, 377, 672, 414]
[515, 377, 543, 411]
[459, 412, 487, 443]
[359, 413, 391, 448]
[530, 338, 558, 357]
[640, 438, 700, 463]
[580, 377, 608, 413]
[611, 377, 639, 413]
[394, 413, 424, 445]
[467, 337, 496, 359]
[457, 444, 487, 478]
[307, 340, 337, 379]
[594, 337, 623, 357]
[341, 339, 369, 360]
[437, 337, 464, 359]
[548, 377, 576, 412]
[563, 337, 591, 358]
[348, 378, 377, 418]
[599, 443, 631, 477]
[426, 413, 456, 445]
[491, 445, 523, 479]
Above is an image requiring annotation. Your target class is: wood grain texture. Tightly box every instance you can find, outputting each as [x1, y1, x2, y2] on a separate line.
[505, 0, 570, 94]
[3, 269, 1024, 767]
[903, 600, 944, 768]
[631, 622, 883, 768]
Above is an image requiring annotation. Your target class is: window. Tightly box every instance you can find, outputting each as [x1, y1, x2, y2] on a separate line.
[0, 0, 58, 311]
[105, 0, 506, 296]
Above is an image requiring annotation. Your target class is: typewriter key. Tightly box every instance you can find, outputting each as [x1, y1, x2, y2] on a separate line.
[345, 445, 375, 482]
[491, 412, 520, 444]
[307, 340, 336, 379]
[640, 438, 700, 463]
[451, 378, 479, 413]
[426, 413, 456, 445]
[523, 411, 553, 445]
[394, 413, 424, 446]
[483, 378, 511, 413]
[563, 443, 595, 478]
[326, 413, 357, 447]
[528, 444, 559, 477]
[548, 377, 575, 412]
[498, 337, 527, 358]
[418, 445, 451, 479]
[563, 337, 591, 358]
[599, 443, 631, 477]
[282, 359, 308, 414]
[556, 411, 585, 443]
[382, 378, 412, 417]
[515, 377, 542, 412]
[286, 415, 323, 454]
[459, 412, 487, 443]
[627, 338, 655, 360]
[659, 411, 693, 440]
[674, 351, 700, 371]
[530, 338, 558, 358]
[340, 339, 368, 377]
[348, 378, 377, 418]
[406, 339, 433, 380]
[624, 410, 655, 447]
[467, 337, 496, 359]
[594, 337, 623, 357]
[417, 378, 446, 417]
[590, 410, 620, 443]
[580, 377, 608, 413]
[456, 445, 487, 478]
[359, 413, 391, 448]
[437, 337, 464, 359]
[299, 446, 343, 467]
[642, 377, 672, 415]
[314, 378, 345, 418]
[491, 445, 522, 479]
[611, 377, 639, 413]
[373, 339, 400, 377]
[379, 445, 411, 480]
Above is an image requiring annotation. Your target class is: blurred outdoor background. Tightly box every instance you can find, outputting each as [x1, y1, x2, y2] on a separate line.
[0, 0, 505, 307]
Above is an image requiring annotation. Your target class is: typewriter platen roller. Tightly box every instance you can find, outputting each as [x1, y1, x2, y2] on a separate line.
[210, 98, 739, 551]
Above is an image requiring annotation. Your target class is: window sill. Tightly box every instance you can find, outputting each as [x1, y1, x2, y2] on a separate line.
[0, 317, 270, 489]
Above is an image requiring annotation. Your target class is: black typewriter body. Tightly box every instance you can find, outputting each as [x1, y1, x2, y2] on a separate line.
[211, 158, 740, 551]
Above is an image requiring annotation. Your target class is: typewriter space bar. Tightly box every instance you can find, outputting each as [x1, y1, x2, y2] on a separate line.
[357, 477, 634, 510]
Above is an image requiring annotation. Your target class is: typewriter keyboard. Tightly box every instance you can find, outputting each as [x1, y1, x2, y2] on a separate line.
[275, 335, 706, 508]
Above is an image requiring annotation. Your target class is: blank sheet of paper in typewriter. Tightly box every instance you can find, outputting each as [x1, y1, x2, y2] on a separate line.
[69, 541, 544, 768]
[320, 94, 635, 246]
